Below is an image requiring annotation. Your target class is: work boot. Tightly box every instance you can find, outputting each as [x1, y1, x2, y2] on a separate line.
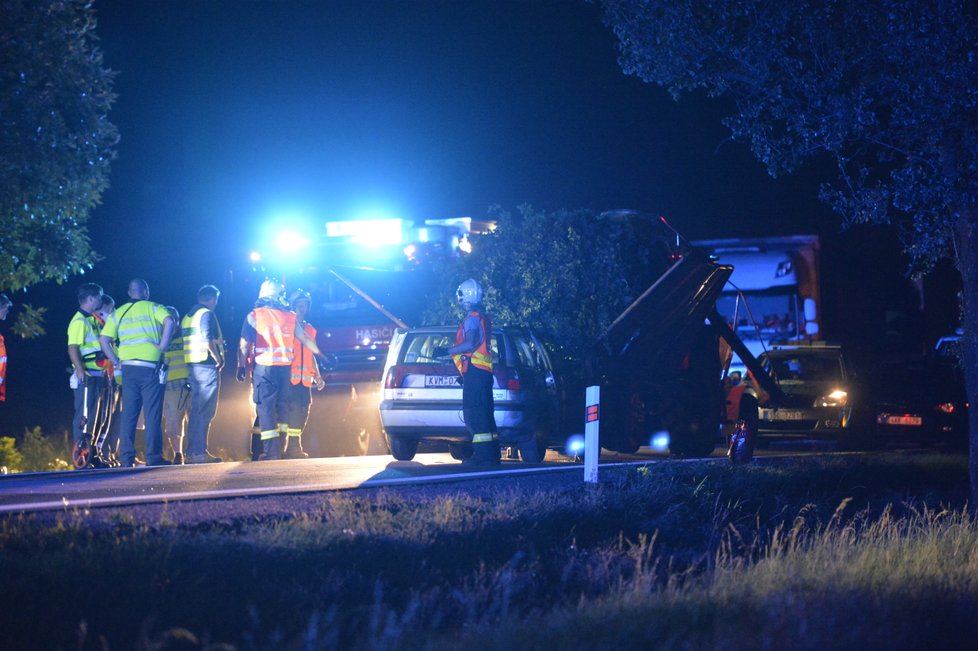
[283, 437, 309, 459]
[258, 437, 282, 461]
[250, 432, 262, 461]
[462, 440, 501, 467]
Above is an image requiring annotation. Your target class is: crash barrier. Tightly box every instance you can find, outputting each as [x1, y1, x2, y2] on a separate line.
[585, 385, 600, 484]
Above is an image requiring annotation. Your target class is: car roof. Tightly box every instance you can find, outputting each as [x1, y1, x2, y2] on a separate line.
[396, 325, 535, 335]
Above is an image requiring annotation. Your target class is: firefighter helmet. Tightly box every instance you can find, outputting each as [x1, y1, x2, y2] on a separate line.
[456, 278, 483, 305]
[258, 279, 285, 301]
[290, 288, 311, 306]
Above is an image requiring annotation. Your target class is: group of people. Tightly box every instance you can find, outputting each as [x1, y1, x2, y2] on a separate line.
[67, 278, 225, 468]
[65, 276, 334, 468]
[6, 275, 498, 469]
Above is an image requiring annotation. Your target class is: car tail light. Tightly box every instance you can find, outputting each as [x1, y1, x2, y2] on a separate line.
[494, 367, 521, 391]
[384, 367, 404, 389]
[937, 402, 957, 414]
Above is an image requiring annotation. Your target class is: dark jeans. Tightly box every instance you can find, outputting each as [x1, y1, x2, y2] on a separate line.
[186, 364, 220, 456]
[119, 364, 165, 465]
[461, 366, 496, 438]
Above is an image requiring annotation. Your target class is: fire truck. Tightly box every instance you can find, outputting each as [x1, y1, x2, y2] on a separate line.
[209, 217, 470, 458]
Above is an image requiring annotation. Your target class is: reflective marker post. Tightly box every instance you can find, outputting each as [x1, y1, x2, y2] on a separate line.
[585, 385, 600, 484]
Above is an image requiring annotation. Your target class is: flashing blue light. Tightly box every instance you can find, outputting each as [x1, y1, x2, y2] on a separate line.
[275, 230, 311, 254]
[650, 431, 670, 452]
[326, 218, 403, 246]
[565, 434, 585, 455]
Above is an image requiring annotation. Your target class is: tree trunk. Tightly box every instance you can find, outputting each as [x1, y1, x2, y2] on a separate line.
[954, 212, 978, 509]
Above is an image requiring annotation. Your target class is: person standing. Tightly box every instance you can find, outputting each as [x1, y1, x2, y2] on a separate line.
[284, 289, 325, 459]
[182, 284, 224, 464]
[445, 278, 500, 466]
[237, 279, 324, 461]
[99, 278, 174, 467]
[162, 306, 190, 464]
[67, 283, 108, 468]
[93, 294, 121, 465]
[0, 294, 11, 405]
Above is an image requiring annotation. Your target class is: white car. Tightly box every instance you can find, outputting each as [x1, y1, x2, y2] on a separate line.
[379, 325, 561, 462]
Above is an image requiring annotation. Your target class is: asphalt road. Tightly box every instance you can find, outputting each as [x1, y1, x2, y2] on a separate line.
[0, 444, 842, 515]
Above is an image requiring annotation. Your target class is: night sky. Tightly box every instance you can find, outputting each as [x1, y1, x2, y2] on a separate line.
[3, 0, 950, 435]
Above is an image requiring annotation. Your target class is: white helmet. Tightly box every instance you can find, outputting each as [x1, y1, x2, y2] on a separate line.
[456, 278, 483, 305]
[259, 279, 285, 300]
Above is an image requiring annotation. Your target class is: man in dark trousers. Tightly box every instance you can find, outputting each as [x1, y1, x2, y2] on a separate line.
[446, 278, 500, 466]
[237, 279, 325, 460]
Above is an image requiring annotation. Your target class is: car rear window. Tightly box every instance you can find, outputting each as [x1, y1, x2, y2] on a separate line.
[400, 332, 501, 365]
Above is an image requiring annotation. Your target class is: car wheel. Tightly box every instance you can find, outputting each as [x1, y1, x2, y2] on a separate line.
[449, 443, 473, 460]
[518, 435, 547, 463]
[387, 435, 419, 461]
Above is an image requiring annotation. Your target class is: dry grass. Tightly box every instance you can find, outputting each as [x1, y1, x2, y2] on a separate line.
[0, 452, 975, 650]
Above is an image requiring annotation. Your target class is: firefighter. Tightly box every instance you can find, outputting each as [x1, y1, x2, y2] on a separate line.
[0, 293, 11, 405]
[236, 279, 325, 460]
[445, 278, 500, 466]
[284, 289, 326, 459]
[99, 278, 175, 467]
[67, 283, 108, 468]
[162, 306, 190, 464]
[182, 284, 224, 463]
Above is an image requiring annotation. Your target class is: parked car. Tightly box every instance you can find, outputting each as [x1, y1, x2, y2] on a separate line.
[379, 325, 561, 462]
[870, 355, 968, 449]
[756, 344, 872, 447]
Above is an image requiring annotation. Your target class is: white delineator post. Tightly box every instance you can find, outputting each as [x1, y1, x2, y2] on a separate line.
[584, 385, 600, 484]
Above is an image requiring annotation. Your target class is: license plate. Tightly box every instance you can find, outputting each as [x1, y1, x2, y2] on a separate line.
[425, 375, 460, 387]
[772, 410, 804, 421]
[886, 415, 922, 426]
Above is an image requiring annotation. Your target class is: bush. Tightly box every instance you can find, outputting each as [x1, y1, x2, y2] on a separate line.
[18, 427, 71, 472]
[0, 436, 22, 472]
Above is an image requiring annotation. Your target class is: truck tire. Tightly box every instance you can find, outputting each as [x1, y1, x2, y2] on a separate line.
[387, 434, 419, 461]
[670, 413, 719, 458]
[518, 435, 547, 463]
[449, 443, 473, 460]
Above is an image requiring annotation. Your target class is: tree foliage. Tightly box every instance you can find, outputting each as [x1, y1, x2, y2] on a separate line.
[0, 0, 118, 294]
[422, 206, 676, 383]
[600, 0, 978, 503]
[601, 0, 977, 272]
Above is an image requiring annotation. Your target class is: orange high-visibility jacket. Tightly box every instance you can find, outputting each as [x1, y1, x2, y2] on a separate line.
[452, 311, 492, 376]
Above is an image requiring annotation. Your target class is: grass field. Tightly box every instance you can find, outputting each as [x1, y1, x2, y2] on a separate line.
[1, 452, 976, 650]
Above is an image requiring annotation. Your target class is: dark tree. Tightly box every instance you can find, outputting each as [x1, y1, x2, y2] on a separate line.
[600, 0, 978, 501]
[0, 0, 118, 296]
[423, 205, 675, 386]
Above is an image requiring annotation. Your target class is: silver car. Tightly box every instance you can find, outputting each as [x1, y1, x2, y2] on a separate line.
[379, 325, 560, 462]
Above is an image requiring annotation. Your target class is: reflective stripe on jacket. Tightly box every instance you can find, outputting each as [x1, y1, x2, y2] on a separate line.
[252, 306, 295, 366]
[452, 311, 492, 375]
[165, 335, 188, 381]
[290, 322, 318, 387]
[182, 306, 223, 364]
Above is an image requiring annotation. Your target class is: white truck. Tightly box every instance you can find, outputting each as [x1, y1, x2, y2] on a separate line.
[692, 235, 822, 376]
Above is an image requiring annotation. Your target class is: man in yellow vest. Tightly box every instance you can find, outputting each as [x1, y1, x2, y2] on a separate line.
[445, 278, 500, 466]
[284, 289, 326, 459]
[182, 284, 224, 463]
[162, 306, 190, 464]
[99, 278, 175, 467]
[67, 282, 108, 468]
[237, 279, 325, 460]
